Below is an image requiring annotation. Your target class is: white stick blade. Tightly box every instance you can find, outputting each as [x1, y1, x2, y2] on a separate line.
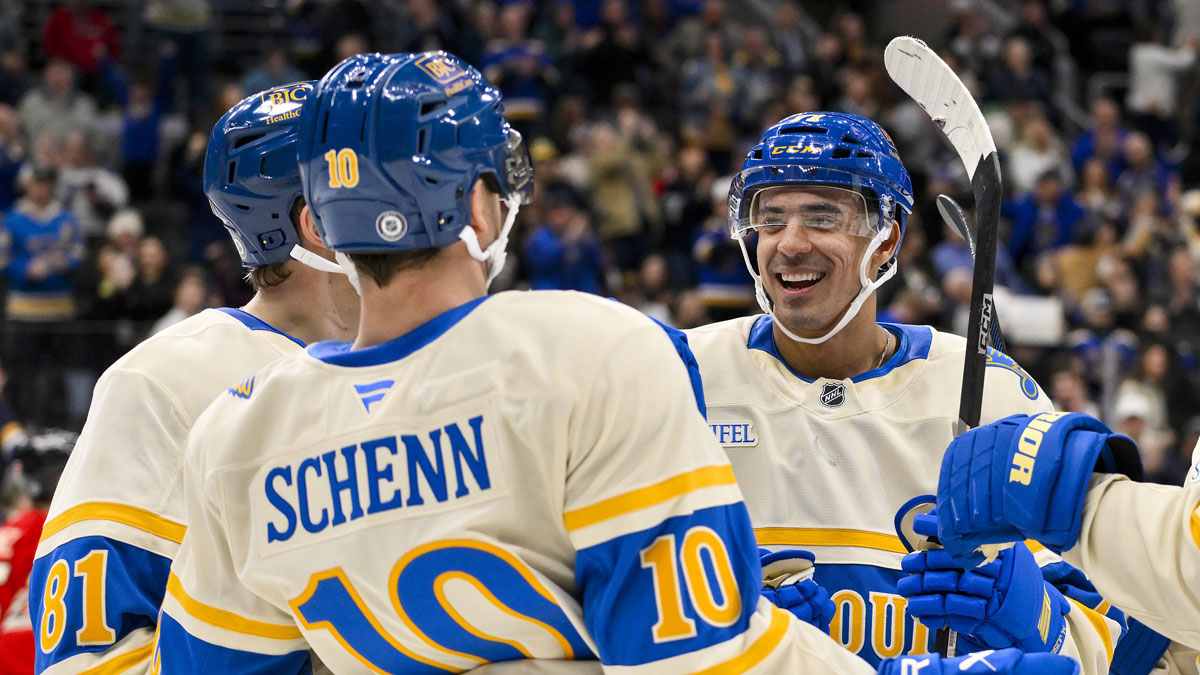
[884, 36, 996, 180]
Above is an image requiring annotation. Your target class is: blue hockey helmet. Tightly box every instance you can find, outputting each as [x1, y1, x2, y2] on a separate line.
[298, 52, 533, 259]
[728, 113, 915, 345]
[729, 112, 914, 250]
[204, 81, 315, 267]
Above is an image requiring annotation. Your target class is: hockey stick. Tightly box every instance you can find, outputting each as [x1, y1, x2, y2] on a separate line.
[884, 36, 1003, 658]
[936, 194, 1007, 355]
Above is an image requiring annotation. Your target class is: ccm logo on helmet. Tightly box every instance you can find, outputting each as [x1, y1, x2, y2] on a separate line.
[770, 144, 821, 156]
[1009, 411, 1069, 485]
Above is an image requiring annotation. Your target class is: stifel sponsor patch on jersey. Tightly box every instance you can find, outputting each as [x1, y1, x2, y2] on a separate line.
[709, 420, 758, 447]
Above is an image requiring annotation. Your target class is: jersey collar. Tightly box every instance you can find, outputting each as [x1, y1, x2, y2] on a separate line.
[747, 315, 932, 383]
[217, 307, 306, 348]
[307, 296, 490, 367]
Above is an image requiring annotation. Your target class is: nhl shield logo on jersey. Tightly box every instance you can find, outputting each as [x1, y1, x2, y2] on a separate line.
[820, 381, 846, 408]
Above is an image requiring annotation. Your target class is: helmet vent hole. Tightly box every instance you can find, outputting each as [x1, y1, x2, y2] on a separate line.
[233, 133, 265, 149]
[841, 135, 863, 145]
[320, 110, 330, 144]
[751, 148, 762, 159]
[781, 125, 826, 134]
[856, 151, 875, 158]
[425, 176, 439, 186]
[831, 148, 852, 159]
[420, 100, 447, 116]
[417, 128, 428, 154]
[271, 213, 280, 219]
[227, 161, 237, 184]
[360, 111, 368, 141]
[235, 203, 250, 211]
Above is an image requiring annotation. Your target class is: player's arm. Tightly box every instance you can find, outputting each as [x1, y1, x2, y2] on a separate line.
[565, 319, 875, 674]
[30, 369, 190, 674]
[154, 406, 312, 673]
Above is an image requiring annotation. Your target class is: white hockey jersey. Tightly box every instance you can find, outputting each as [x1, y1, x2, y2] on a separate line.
[686, 315, 1122, 674]
[31, 308, 306, 674]
[1063, 454, 1200, 667]
[154, 292, 876, 674]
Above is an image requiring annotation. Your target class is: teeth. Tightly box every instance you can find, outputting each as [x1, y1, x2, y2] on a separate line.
[780, 272, 823, 282]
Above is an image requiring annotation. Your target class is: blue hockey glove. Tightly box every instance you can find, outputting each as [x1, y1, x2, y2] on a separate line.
[937, 412, 1140, 567]
[877, 648, 1079, 675]
[758, 549, 834, 632]
[897, 514, 1070, 653]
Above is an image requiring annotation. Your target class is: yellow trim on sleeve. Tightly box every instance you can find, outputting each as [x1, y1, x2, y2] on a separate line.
[1190, 502, 1200, 551]
[40, 502, 187, 545]
[754, 528, 908, 554]
[563, 465, 738, 532]
[77, 641, 154, 675]
[166, 573, 303, 641]
[690, 607, 790, 675]
[1025, 539, 1046, 553]
[1066, 597, 1114, 665]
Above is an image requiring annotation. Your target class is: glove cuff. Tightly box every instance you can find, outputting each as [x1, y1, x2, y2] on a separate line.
[1014, 581, 1069, 653]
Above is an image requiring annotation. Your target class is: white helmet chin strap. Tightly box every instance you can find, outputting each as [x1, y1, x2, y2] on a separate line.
[736, 224, 896, 345]
[288, 245, 361, 295]
[459, 194, 522, 287]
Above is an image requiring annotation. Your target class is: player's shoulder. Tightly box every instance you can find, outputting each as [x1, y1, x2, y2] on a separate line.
[485, 290, 668, 345]
[923, 325, 1049, 411]
[107, 309, 293, 377]
[683, 315, 760, 356]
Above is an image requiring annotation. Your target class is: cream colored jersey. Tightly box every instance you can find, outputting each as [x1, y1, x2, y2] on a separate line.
[1063, 449, 1200, 660]
[686, 315, 1122, 674]
[30, 308, 306, 674]
[154, 292, 875, 675]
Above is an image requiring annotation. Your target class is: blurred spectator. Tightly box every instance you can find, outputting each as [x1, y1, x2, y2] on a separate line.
[579, 0, 654, 105]
[1007, 112, 1072, 195]
[1050, 367, 1101, 417]
[1115, 131, 1176, 211]
[931, 217, 1023, 291]
[1007, 0, 1058, 75]
[692, 177, 754, 321]
[1126, 28, 1196, 148]
[0, 166, 83, 424]
[119, 42, 178, 202]
[659, 144, 714, 280]
[16, 60, 97, 151]
[770, 2, 815, 73]
[0, 105, 24, 212]
[1070, 97, 1127, 175]
[523, 186, 605, 293]
[730, 27, 785, 136]
[0, 48, 30, 108]
[144, 0, 211, 116]
[0, 167, 82, 321]
[240, 45, 306, 98]
[41, 1, 121, 89]
[54, 132, 129, 238]
[986, 35, 1052, 108]
[483, 2, 557, 138]
[1003, 169, 1086, 271]
[151, 267, 208, 334]
[878, 221, 944, 327]
[1054, 219, 1118, 304]
[394, 0, 459, 55]
[945, 0, 1001, 75]
[679, 32, 737, 159]
[1077, 157, 1119, 220]
[667, 0, 739, 66]
[671, 289, 711, 329]
[126, 236, 175, 328]
[587, 120, 660, 271]
[629, 253, 674, 323]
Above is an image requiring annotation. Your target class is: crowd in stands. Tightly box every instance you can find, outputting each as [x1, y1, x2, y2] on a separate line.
[1, 0, 1199, 485]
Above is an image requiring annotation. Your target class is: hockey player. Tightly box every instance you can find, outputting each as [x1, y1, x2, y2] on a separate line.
[28, 81, 360, 673]
[151, 52, 1074, 675]
[933, 409, 1200, 667]
[683, 112, 1121, 673]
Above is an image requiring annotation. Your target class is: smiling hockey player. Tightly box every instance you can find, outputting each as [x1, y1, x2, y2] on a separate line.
[684, 111, 1121, 673]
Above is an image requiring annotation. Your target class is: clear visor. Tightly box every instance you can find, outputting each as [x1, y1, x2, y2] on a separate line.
[733, 185, 879, 239]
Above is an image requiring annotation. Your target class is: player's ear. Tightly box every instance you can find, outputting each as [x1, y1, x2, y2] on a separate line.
[467, 178, 502, 242]
[297, 204, 329, 251]
[874, 219, 902, 265]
